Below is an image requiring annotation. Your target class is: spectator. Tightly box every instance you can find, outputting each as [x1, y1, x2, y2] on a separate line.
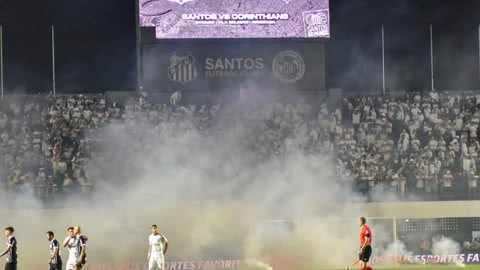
[2, 91, 480, 203]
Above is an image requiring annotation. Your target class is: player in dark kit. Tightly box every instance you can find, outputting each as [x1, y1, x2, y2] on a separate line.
[0, 227, 17, 270]
[358, 217, 373, 270]
[47, 231, 62, 270]
[73, 226, 87, 270]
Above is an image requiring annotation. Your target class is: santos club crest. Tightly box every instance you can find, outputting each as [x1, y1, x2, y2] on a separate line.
[272, 50, 305, 84]
[167, 0, 195, 5]
[168, 54, 198, 83]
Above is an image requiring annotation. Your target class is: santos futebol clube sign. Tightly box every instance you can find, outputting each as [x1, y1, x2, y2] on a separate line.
[167, 50, 305, 84]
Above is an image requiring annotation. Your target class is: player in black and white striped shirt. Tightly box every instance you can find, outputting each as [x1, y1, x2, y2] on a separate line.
[73, 226, 87, 270]
[47, 231, 62, 270]
[0, 227, 17, 270]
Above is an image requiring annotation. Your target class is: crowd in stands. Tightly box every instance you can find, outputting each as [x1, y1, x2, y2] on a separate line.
[337, 92, 480, 200]
[463, 237, 480, 252]
[1, 91, 480, 202]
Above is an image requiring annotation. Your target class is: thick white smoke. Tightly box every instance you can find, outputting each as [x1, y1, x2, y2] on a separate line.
[379, 240, 414, 265]
[0, 97, 390, 269]
[432, 236, 461, 256]
[431, 236, 465, 267]
[83, 101, 364, 268]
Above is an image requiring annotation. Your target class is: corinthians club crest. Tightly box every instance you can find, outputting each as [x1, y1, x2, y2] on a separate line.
[167, 0, 195, 5]
[168, 54, 198, 83]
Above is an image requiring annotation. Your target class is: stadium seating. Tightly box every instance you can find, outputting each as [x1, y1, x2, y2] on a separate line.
[1, 91, 479, 203]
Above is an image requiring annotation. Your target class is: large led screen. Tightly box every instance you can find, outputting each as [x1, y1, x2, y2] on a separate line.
[139, 0, 330, 39]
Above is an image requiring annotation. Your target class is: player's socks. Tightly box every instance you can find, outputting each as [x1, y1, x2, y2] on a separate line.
[366, 267, 373, 270]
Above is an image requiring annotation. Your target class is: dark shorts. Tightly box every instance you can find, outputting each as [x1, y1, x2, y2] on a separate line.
[76, 257, 87, 268]
[4, 263, 16, 270]
[50, 261, 63, 270]
[359, 245, 372, 262]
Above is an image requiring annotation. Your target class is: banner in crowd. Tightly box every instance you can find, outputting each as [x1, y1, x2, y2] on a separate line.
[370, 254, 480, 265]
[141, 42, 325, 92]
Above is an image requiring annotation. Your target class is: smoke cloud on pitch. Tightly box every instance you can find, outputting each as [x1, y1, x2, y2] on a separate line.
[0, 93, 371, 269]
[0, 91, 435, 269]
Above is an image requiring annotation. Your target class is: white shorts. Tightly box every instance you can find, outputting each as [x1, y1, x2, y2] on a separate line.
[65, 260, 77, 270]
[148, 254, 165, 270]
[66, 257, 78, 270]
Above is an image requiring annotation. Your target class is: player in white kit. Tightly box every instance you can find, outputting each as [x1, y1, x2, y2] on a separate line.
[147, 225, 168, 270]
[63, 227, 77, 270]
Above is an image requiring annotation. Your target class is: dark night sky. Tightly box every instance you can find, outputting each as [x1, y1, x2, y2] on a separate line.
[0, 0, 479, 93]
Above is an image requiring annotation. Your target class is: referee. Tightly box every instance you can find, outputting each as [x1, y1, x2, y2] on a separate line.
[358, 217, 373, 270]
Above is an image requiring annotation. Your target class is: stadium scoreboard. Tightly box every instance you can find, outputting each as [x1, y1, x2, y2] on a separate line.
[138, 0, 330, 39]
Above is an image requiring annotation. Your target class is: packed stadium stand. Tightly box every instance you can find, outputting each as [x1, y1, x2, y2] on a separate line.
[1, 91, 480, 203]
